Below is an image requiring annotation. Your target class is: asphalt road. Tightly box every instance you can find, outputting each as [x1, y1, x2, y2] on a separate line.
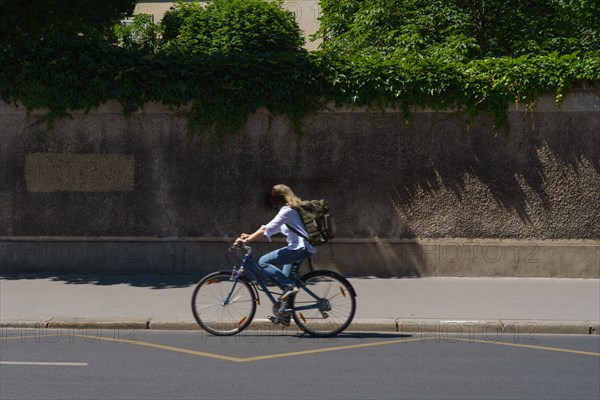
[1, 329, 599, 400]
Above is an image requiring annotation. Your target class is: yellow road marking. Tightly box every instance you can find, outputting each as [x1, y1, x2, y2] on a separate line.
[2, 333, 236, 362]
[0, 336, 29, 341]
[2, 334, 598, 362]
[69, 334, 241, 362]
[65, 334, 431, 363]
[453, 338, 600, 357]
[237, 337, 431, 362]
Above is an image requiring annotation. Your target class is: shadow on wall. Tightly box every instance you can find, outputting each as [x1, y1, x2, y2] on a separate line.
[385, 110, 600, 235]
[309, 239, 425, 277]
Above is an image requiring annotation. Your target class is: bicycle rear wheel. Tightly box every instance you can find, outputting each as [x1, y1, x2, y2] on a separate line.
[191, 271, 257, 336]
[291, 270, 356, 337]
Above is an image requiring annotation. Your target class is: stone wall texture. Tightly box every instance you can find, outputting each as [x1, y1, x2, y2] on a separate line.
[1, 91, 599, 277]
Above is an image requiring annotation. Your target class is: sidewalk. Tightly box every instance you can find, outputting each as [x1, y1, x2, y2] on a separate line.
[1, 275, 599, 335]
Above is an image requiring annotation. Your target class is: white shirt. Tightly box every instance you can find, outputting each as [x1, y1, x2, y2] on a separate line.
[262, 206, 316, 254]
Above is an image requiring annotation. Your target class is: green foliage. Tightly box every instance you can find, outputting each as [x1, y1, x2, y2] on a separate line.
[316, 0, 477, 60]
[316, 0, 600, 58]
[0, 0, 598, 137]
[113, 14, 162, 51]
[313, 0, 600, 125]
[0, 35, 324, 134]
[160, 0, 304, 55]
[454, 0, 600, 56]
[317, 50, 600, 125]
[0, 0, 136, 42]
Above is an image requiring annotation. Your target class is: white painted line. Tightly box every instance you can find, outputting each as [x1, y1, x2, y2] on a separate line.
[0, 361, 88, 366]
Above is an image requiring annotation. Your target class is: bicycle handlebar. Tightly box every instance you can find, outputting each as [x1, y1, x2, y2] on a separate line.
[230, 243, 252, 257]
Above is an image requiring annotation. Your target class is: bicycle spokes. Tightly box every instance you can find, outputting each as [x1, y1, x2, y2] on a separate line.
[292, 271, 356, 337]
[191, 272, 257, 336]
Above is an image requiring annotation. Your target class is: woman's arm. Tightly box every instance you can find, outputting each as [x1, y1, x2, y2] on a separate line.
[235, 226, 266, 246]
[235, 206, 290, 246]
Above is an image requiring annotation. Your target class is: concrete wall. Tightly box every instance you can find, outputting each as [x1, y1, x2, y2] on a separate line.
[0, 91, 599, 277]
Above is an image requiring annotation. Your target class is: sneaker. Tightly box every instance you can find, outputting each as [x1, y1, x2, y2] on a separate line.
[279, 313, 291, 327]
[279, 286, 300, 301]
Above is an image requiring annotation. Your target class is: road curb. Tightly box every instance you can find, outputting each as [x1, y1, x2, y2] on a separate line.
[1, 318, 598, 335]
[395, 319, 599, 336]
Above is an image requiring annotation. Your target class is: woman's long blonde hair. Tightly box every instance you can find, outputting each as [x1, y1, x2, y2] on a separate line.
[272, 184, 302, 208]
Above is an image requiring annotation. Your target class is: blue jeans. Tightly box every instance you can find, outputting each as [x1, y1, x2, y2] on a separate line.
[258, 248, 308, 288]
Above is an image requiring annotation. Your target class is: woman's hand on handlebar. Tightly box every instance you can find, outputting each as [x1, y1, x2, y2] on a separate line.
[235, 227, 265, 247]
[234, 234, 248, 247]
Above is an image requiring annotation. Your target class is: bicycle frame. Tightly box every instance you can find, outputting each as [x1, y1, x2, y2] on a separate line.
[224, 247, 323, 314]
[191, 244, 357, 337]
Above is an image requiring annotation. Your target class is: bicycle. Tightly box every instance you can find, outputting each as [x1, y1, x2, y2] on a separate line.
[191, 244, 357, 337]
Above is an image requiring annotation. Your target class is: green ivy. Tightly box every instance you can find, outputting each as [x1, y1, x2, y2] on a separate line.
[0, 35, 325, 135]
[1, 0, 599, 137]
[112, 14, 162, 51]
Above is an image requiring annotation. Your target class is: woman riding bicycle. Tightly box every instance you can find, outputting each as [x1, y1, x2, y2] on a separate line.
[192, 184, 355, 335]
[234, 184, 315, 303]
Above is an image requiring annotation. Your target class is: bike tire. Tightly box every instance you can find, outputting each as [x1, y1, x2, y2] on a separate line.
[191, 271, 257, 336]
[291, 270, 356, 337]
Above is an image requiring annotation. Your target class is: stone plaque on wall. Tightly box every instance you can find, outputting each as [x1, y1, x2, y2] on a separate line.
[25, 153, 134, 192]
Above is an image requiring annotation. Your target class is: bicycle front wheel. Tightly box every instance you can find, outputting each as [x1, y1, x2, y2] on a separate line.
[191, 272, 257, 336]
[291, 270, 356, 337]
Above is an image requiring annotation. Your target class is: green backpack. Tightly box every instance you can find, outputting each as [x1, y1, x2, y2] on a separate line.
[287, 200, 334, 246]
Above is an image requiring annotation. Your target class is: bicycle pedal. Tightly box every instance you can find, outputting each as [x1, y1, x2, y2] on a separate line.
[267, 315, 279, 324]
